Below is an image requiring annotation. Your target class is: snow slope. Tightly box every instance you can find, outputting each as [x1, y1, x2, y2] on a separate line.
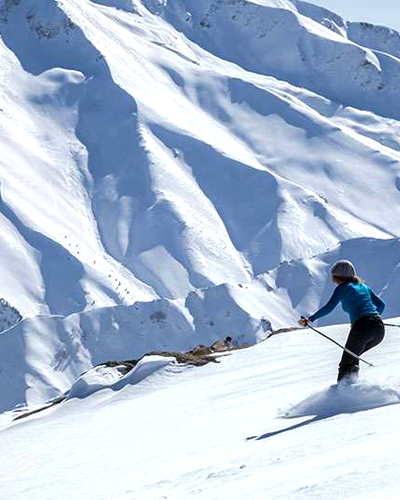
[1, 321, 400, 499]
[1, 0, 400, 318]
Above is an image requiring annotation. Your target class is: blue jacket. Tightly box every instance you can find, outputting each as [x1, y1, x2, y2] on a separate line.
[310, 282, 385, 325]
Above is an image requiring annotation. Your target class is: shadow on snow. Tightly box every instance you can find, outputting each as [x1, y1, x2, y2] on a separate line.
[247, 381, 400, 441]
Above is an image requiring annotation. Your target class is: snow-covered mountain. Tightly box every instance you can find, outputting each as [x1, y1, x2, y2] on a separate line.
[2, 235, 400, 414]
[1, 0, 400, 396]
[1, 0, 400, 315]
[1, 1, 400, 496]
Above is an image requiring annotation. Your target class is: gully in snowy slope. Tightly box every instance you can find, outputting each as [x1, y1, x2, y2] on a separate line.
[299, 260, 385, 382]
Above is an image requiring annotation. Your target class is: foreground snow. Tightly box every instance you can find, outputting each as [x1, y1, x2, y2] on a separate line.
[1, 321, 399, 499]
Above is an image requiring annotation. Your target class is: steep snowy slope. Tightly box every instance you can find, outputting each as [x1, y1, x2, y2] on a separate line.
[1, 0, 400, 319]
[1, 321, 400, 499]
[165, 0, 400, 119]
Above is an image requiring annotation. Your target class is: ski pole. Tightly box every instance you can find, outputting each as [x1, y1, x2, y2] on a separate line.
[383, 322, 400, 328]
[301, 317, 374, 368]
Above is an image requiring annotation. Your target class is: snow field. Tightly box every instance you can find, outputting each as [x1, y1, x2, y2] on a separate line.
[0, 322, 399, 499]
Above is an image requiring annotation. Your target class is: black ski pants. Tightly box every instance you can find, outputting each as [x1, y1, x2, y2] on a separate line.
[338, 315, 385, 382]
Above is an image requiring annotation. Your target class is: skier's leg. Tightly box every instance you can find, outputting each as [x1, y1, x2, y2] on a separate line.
[337, 320, 370, 382]
[337, 356, 359, 382]
[337, 338, 363, 382]
[338, 316, 384, 382]
[361, 317, 385, 354]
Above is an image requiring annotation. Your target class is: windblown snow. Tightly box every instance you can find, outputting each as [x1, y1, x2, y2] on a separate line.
[1, 0, 400, 498]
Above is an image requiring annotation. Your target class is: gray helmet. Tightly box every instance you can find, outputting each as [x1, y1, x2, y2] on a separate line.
[331, 260, 356, 278]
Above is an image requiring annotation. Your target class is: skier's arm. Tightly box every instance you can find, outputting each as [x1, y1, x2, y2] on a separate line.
[309, 286, 344, 322]
[369, 288, 385, 315]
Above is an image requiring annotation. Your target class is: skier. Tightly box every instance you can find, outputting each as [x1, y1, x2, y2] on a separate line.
[299, 260, 385, 382]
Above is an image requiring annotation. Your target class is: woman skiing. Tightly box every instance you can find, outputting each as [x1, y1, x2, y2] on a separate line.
[299, 260, 385, 382]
